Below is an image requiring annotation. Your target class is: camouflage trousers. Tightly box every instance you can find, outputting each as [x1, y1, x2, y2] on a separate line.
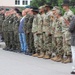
[51, 34, 56, 53]
[33, 33, 38, 53]
[63, 31, 71, 56]
[14, 31, 20, 50]
[42, 32, 52, 55]
[3, 31, 10, 48]
[26, 32, 35, 53]
[37, 34, 43, 53]
[0, 25, 2, 33]
[54, 37, 63, 56]
[8, 31, 14, 49]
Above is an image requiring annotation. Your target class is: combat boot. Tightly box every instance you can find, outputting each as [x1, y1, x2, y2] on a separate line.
[43, 54, 50, 59]
[3, 47, 10, 50]
[61, 58, 67, 63]
[51, 56, 58, 61]
[38, 52, 45, 58]
[55, 55, 62, 62]
[3, 47, 8, 50]
[32, 53, 39, 57]
[62, 55, 72, 64]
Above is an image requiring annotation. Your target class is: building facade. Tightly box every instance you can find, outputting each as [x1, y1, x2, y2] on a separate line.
[0, 0, 32, 7]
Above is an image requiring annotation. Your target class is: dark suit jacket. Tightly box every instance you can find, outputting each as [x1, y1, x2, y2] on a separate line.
[69, 16, 75, 46]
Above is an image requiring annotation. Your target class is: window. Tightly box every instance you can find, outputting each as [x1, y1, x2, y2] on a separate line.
[22, 0, 28, 5]
[15, 0, 20, 5]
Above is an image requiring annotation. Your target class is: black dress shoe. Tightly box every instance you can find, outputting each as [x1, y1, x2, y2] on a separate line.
[9, 48, 14, 51]
[71, 71, 75, 74]
[3, 47, 7, 50]
[3, 47, 10, 50]
[19, 51, 23, 53]
[28, 53, 33, 56]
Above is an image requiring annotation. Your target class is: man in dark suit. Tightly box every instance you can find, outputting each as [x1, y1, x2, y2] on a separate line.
[69, 16, 75, 74]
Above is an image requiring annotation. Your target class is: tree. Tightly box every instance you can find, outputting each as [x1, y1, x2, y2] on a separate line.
[30, 0, 47, 7]
[30, 0, 63, 7]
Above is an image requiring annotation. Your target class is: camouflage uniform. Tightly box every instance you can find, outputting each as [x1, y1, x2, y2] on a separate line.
[51, 16, 57, 54]
[24, 14, 30, 33]
[2, 16, 10, 49]
[0, 13, 5, 40]
[32, 14, 40, 57]
[53, 17, 64, 62]
[43, 11, 53, 59]
[25, 14, 35, 54]
[13, 16, 21, 51]
[37, 14, 43, 57]
[7, 14, 15, 50]
[62, 9, 74, 63]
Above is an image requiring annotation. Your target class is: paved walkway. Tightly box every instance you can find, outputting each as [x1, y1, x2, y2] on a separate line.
[0, 47, 72, 75]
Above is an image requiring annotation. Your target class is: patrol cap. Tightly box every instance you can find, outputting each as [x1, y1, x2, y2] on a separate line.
[39, 6, 45, 10]
[61, 3, 70, 6]
[52, 6, 60, 11]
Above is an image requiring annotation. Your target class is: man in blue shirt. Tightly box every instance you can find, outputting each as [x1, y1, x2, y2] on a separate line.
[19, 10, 28, 53]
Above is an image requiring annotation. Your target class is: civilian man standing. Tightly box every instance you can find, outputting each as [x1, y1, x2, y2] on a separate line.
[19, 10, 28, 53]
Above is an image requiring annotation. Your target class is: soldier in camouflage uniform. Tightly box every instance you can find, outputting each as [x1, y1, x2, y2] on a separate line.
[32, 8, 40, 57]
[0, 8, 5, 41]
[52, 9, 64, 62]
[13, 10, 22, 52]
[32, 6, 43, 57]
[62, 3, 74, 63]
[7, 9, 17, 51]
[37, 6, 45, 58]
[25, 8, 35, 55]
[51, 6, 63, 61]
[42, 3, 53, 59]
[2, 10, 11, 50]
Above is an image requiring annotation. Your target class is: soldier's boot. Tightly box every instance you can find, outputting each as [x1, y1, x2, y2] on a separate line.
[55, 55, 62, 62]
[43, 53, 50, 59]
[63, 58, 71, 64]
[63, 55, 72, 64]
[51, 56, 58, 61]
[32, 53, 39, 57]
[3, 47, 9, 50]
[38, 52, 45, 58]
[61, 58, 67, 63]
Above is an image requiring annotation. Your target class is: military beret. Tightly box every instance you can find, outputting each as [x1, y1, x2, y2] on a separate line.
[25, 5, 31, 8]
[32, 7, 39, 12]
[6, 8, 10, 11]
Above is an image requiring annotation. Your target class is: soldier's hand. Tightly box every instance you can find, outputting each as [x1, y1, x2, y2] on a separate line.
[48, 33, 52, 36]
[64, 18, 70, 26]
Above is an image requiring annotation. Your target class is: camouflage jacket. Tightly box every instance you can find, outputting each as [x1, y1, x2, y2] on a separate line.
[26, 14, 34, 33]
[32, 14, 40, 33]
[54, 17, 64, 37]
[43, 11, 53, 34]
[63, 9, 74, 32]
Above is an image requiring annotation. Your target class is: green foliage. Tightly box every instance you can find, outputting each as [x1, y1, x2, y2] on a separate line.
[30, 0, 47, 7]
[30, 0, 75, 14]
